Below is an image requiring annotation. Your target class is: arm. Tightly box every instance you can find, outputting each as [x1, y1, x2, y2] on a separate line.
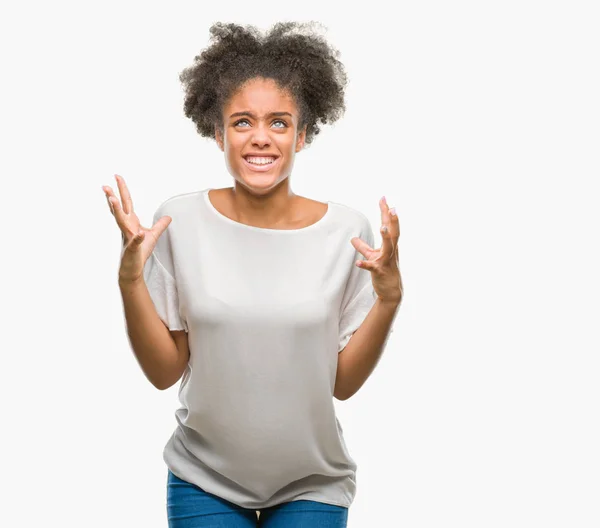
[334, 297, 399, 401]
[119, 277, 190, 390]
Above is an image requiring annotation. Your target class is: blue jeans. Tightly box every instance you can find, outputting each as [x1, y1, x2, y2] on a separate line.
[167, 470, 349, 527]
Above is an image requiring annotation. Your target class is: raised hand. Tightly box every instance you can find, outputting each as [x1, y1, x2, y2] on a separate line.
[102, 174, 172, 284]
[351, 196, 403, 305]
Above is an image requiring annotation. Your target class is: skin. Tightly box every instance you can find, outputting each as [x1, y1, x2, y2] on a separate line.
[213, 76, 327, 230]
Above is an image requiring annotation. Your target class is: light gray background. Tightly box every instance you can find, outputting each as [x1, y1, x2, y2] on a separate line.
[1, 1, 598, 526]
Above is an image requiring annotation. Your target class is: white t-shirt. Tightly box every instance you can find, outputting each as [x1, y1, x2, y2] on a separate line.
[143, 188, 393, 509]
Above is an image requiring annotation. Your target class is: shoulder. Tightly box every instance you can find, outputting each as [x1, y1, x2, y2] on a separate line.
[328, 199, 372, 233]
[152, 189, 204, 219]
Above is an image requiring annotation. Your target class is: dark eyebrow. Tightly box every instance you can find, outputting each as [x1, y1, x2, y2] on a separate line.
[229, 111, 293, 119]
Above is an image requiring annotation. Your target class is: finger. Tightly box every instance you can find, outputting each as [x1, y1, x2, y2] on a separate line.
[356, 256, 376, 271]
[351, 236, 372, 252]
[115, 174, 134, 215]
[379, 196, 392, 234]
[389, 206, 400, 237]
[103, 188, 115, 215]
[351, 236, 373, 259]
[380, 224, 396, 262]
[380, 195, 391, 221]
[103, 185, 120, 209]
[103, 187, 128, 231]
[379, 196, 395, 260]
[379, 196, 400, 260]
[389, 206, 400, 264]
[107, 196, 123, 221]
[151, 215, 172, 240]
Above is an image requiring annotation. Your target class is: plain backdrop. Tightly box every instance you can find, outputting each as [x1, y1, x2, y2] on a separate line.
[1, 1, 599, 527]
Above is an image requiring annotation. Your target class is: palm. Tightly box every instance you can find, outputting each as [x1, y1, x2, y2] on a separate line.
[103, 175, 171, 282]
[117, 210, 157, 259]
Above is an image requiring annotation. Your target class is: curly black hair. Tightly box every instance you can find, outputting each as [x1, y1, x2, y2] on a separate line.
[178, 21, 349, 147]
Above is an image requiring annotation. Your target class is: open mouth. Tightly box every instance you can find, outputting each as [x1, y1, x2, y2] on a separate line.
[242, 155, 280, 172]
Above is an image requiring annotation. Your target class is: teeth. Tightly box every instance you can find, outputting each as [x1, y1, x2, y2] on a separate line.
[246, 156, 275, 165]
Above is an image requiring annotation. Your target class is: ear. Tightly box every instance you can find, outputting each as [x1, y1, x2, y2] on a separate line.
[295, 124, 307, 153]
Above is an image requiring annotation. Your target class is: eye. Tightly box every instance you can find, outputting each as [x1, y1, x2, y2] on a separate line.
[233, 119, 288, 128]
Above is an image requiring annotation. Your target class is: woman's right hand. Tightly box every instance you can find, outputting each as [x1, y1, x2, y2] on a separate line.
[102, 174, 172, 284]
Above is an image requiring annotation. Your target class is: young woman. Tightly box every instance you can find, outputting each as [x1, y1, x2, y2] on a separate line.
[103, 21, 402, 528]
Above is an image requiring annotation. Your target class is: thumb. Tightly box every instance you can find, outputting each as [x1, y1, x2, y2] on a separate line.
[151, 215, 172, 240]
[122, 229, 145, 257]
[133, 230, 145, 244]
[125, 230, 145, 251]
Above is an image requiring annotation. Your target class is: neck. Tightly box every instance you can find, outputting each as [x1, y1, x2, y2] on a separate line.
[229, 180, 298, 228]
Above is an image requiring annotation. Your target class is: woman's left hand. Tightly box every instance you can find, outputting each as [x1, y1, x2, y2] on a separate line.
[351, 196, 404, 305]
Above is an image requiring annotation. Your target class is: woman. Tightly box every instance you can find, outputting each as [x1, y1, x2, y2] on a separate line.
[103, 21, 402, 528]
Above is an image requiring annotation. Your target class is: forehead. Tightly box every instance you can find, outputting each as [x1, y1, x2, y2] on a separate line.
[225, 78, 298, 114]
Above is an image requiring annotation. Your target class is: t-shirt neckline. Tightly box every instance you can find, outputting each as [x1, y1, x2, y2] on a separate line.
[203, 188, 332, 234]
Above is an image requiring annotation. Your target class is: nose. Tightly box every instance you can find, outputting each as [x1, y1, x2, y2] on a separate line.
[251, 123, 271, 148]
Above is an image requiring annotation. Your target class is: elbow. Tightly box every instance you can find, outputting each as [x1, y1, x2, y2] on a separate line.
[151, 359, 188, 391]
[151, 377, 174, 391]
[334, 386, 351, 401]
[334, 355, 351, 401]
[334, 373, 348, 401]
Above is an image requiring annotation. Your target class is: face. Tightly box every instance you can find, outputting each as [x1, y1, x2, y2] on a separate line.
[215, 77, 307, 195]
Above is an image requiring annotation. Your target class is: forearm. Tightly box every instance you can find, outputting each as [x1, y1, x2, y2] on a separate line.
[335, 298, 400, 400]
[119, 277, 182, 390]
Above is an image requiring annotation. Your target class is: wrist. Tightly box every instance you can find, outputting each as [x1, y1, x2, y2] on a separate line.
[376, 295, 402, 309]
[118, 274, 145, 289]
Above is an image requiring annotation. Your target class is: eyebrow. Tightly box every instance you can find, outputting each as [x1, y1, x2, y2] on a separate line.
[229, 111, 293, 119]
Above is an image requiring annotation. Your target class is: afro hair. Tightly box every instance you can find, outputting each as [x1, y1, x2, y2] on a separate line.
[178, 21, 349, 147]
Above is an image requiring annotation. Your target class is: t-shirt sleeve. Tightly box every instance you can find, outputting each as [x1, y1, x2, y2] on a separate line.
[337, 216, 394, 353]
[142, 206, 188, 332]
